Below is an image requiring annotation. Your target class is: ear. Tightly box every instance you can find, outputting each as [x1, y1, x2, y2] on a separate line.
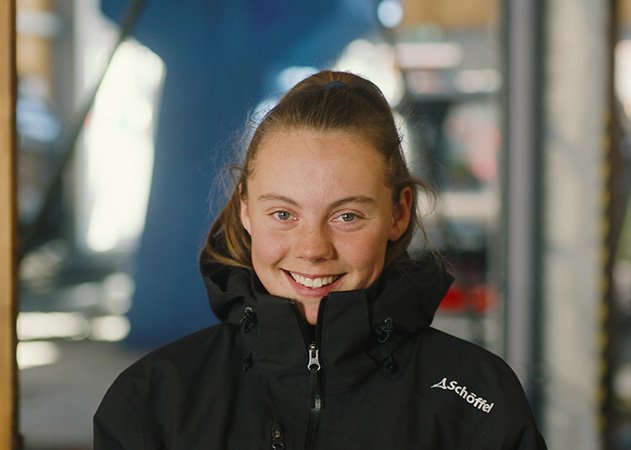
[239, 185, 252, 235]
[388, 187, 413, 241]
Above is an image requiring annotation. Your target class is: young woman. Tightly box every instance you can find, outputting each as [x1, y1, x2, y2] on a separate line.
[94, 71, 547, 449]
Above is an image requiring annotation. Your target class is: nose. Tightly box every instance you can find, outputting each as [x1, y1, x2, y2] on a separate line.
[294, 222, 335, 262]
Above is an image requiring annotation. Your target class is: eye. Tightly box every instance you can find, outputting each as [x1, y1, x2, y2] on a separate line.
[333, 212, 357, 223]
[272, 210, 293, 221]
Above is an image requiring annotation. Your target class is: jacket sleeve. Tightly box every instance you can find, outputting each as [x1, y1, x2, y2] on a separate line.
[466, 355, 548, 449]
[94, 382, 161, 450]
[512, 424, 548, 450]
[469, 414, 547, 450]
[496, 392, 548, 449]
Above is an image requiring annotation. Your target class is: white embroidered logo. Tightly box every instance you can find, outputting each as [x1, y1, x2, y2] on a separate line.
[431, 377, 495, 414]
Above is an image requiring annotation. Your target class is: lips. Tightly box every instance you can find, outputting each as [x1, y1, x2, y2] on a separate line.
[287, 271, 343, 289]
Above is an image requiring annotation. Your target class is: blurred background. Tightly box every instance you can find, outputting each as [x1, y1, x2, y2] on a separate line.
[10, 0, 631, 448]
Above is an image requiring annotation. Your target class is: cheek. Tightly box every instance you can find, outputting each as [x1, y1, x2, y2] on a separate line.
[249, 226, 288, 265]
[337, 228, 389, 270]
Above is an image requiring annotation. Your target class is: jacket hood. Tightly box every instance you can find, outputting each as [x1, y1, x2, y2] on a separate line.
[200, 255, 453, 392]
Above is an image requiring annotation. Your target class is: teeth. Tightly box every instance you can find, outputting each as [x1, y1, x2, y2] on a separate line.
[290, 272, 338, 288]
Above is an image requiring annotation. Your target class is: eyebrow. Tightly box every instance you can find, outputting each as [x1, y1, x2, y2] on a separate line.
[257, 193, 376, 208]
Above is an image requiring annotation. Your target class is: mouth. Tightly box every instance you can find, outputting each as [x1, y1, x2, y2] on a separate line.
[284, 270, 344, 289]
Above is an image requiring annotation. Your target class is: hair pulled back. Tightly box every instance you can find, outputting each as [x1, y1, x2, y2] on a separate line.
[201, 70, 433, 269]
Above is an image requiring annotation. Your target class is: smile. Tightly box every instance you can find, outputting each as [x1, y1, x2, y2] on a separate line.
[288, 271, 342, 288]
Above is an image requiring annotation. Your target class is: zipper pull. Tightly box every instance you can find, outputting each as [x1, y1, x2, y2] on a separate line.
[271, 421, 285, 449]
[307, 343, 321, 371]
[271, 430, 285, 449]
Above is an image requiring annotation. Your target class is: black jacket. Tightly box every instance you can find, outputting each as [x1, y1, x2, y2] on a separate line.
[94, 259, 547, 449]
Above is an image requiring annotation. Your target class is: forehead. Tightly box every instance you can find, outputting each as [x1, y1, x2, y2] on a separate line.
[247, 128, 390, 202]
[251, 128, 386, 178]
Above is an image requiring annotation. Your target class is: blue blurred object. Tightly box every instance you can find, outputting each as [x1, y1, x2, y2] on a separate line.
[17, 95, 62, 145]
[101, 0, 376, 348]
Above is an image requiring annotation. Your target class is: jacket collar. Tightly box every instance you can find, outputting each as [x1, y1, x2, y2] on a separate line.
[201, 255, 453, 390]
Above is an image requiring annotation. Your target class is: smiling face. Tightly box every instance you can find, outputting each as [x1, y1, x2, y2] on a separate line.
[240, 128, 412, 324]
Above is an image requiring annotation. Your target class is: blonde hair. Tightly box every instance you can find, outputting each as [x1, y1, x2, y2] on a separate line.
[201, 70, 434, 269]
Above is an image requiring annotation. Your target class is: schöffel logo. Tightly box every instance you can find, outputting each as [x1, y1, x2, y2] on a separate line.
[431, 377, 495, 414]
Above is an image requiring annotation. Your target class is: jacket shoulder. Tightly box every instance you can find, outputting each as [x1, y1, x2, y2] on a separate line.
[412, 327, 545, 447]
[137, 323, 240, 365]
[418, 327, 530, 402]
[112, 323, 242, 391]
[420, 327, 514, 374]
[94, 323, 245, 448]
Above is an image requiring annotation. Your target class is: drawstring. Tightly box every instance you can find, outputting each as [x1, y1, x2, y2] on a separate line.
[375, 317, 394, 344]
[243, 352, 253, 372]
[239, 306, 257, 333]
[239, 307, 257, 371]
[375, 317, 397, 373]
[383, 354, 397, 373]
[271, 419, 285, 449]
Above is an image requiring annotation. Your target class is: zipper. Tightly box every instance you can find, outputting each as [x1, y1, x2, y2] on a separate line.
[289, 296, 328, 450]
[305, 342, 322, 450]
[271, 419, 285, 449]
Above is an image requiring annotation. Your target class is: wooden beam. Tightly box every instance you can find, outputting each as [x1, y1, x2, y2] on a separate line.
[0, 0, 18, 449]
[402, 0, 498, 29]
[623, 0, 631, 26]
